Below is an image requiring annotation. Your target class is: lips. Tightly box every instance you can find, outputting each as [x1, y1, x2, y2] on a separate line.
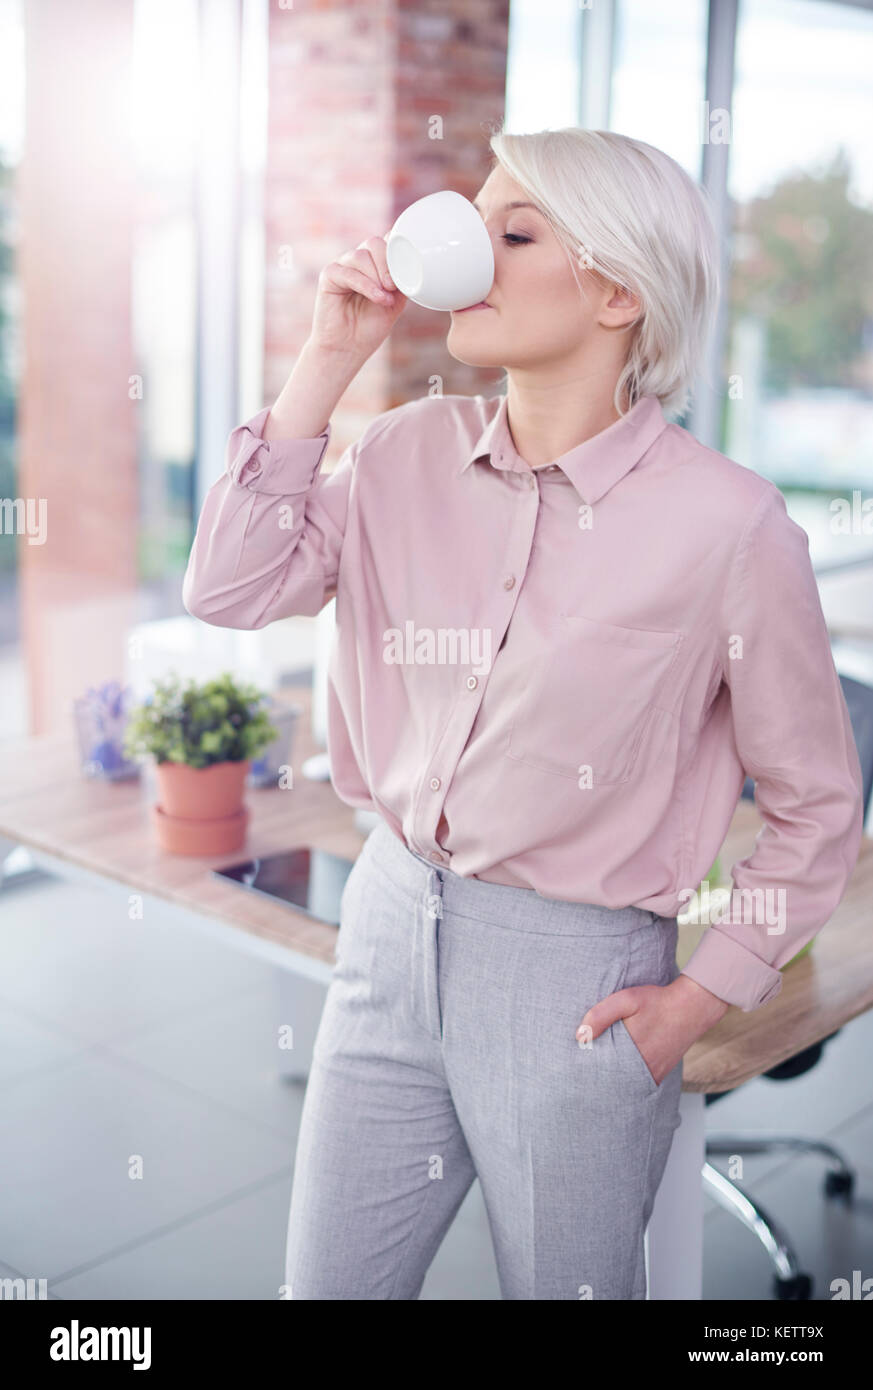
[454, 301, 492, 312]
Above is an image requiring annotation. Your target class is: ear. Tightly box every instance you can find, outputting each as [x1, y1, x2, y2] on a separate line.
[599, 282, 641, 331]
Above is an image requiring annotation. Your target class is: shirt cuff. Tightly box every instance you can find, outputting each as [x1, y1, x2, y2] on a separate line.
[680, 927, 784, 1012]
[227, 406, 331, 494]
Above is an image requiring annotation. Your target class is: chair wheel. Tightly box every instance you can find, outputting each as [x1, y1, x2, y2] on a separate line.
[824, 1170, 853, 1198]
[774, 1273, 813, 1300]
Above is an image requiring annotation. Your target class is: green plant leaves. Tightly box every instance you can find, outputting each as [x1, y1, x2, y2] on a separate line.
[122, 671, 278, 770]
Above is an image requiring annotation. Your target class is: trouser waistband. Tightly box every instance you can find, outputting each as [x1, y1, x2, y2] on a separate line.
[360, 817, 656, 938]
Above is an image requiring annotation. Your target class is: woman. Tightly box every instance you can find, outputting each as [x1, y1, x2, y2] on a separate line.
[182, 128, 864, 1300]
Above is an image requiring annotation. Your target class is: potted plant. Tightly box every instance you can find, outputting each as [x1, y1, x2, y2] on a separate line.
[124, 672, 277, 856]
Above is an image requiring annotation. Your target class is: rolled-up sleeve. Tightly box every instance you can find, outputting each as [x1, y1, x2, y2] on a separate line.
[182, 405, 353, 628]
[680, 486, 866, 1011]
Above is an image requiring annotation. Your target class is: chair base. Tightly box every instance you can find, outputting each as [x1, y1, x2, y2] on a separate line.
[703, 1134, 855, 1300]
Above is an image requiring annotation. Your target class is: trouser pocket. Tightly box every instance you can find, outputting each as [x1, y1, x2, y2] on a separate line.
[611, 917, 678, 1096]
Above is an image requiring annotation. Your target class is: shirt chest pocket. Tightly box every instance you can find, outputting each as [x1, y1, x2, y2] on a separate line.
[505, 615, 683, 786]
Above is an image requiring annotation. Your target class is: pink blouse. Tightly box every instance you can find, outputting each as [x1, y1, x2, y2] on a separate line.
[182, 390, 865, 1012]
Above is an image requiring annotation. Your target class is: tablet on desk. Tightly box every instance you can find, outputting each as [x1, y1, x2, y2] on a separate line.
[213, 847, 355, 927]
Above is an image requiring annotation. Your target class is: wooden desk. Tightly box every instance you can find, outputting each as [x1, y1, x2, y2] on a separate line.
[680, 806, 873, 1094]
[1, 683, 869, 1298]
[0, 686, 368, 980]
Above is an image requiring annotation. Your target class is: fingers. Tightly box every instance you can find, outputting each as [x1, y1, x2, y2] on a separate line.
[343, 237, 396, 292]
[320, 258, 394, 306]
[368, 234, 396, 291]
[341, 236, 394, 289]
[576, 987, 641, 1041]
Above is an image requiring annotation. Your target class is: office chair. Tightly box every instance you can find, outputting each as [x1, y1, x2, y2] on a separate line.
[703, 672, 873, 1300]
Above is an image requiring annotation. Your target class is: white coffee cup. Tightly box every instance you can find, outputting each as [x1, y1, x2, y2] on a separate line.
[385, 190, 494, 311]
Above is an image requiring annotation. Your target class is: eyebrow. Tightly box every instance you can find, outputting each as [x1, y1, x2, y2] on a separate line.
[471, 199, 545, 217]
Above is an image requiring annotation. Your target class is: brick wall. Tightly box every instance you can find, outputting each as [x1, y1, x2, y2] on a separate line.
[264, 0, 510, 463]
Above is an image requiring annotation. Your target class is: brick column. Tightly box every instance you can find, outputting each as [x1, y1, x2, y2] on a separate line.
[19, 0, 137, 734]
[264, 0, 510, 463]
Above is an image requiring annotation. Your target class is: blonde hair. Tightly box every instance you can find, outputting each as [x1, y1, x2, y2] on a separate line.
[487, 126, 720, 420]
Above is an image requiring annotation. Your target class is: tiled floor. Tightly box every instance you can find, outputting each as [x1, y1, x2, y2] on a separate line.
[1, 871, 871, 1301]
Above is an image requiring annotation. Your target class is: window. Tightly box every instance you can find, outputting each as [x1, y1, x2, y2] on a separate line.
[505, 0, 582, 132]
[611, 0, 708, 179]
[129, 0, 200, 613]
[723, 0, 873, 569]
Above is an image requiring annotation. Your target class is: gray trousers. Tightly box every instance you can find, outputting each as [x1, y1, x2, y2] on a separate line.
[284, 818, 683, 1300]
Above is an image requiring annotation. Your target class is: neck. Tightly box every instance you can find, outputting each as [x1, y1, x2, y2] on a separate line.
[504, 370, 630, 470]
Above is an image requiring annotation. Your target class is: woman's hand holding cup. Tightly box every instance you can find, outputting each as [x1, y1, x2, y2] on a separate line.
[310, 234, 408, 362]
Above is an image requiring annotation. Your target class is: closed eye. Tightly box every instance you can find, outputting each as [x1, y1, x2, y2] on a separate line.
[501, 234, 532, 246]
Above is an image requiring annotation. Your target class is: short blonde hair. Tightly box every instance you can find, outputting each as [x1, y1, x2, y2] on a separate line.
[487, 126, 720, 420]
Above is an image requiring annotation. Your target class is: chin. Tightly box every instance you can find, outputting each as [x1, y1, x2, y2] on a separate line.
[445, 332, 506, 369]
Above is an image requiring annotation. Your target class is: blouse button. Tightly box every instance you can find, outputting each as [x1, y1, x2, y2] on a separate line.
[466, 675, 478, 690]
[429, 776, 441, 791]
[247, 459, 263, 477]
[503, 575, 515, 590]
[429, 850, 445, 864]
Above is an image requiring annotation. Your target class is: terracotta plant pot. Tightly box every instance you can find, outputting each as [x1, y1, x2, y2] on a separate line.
[152, 760, 251, 856]
[152, 803, 249, 856]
